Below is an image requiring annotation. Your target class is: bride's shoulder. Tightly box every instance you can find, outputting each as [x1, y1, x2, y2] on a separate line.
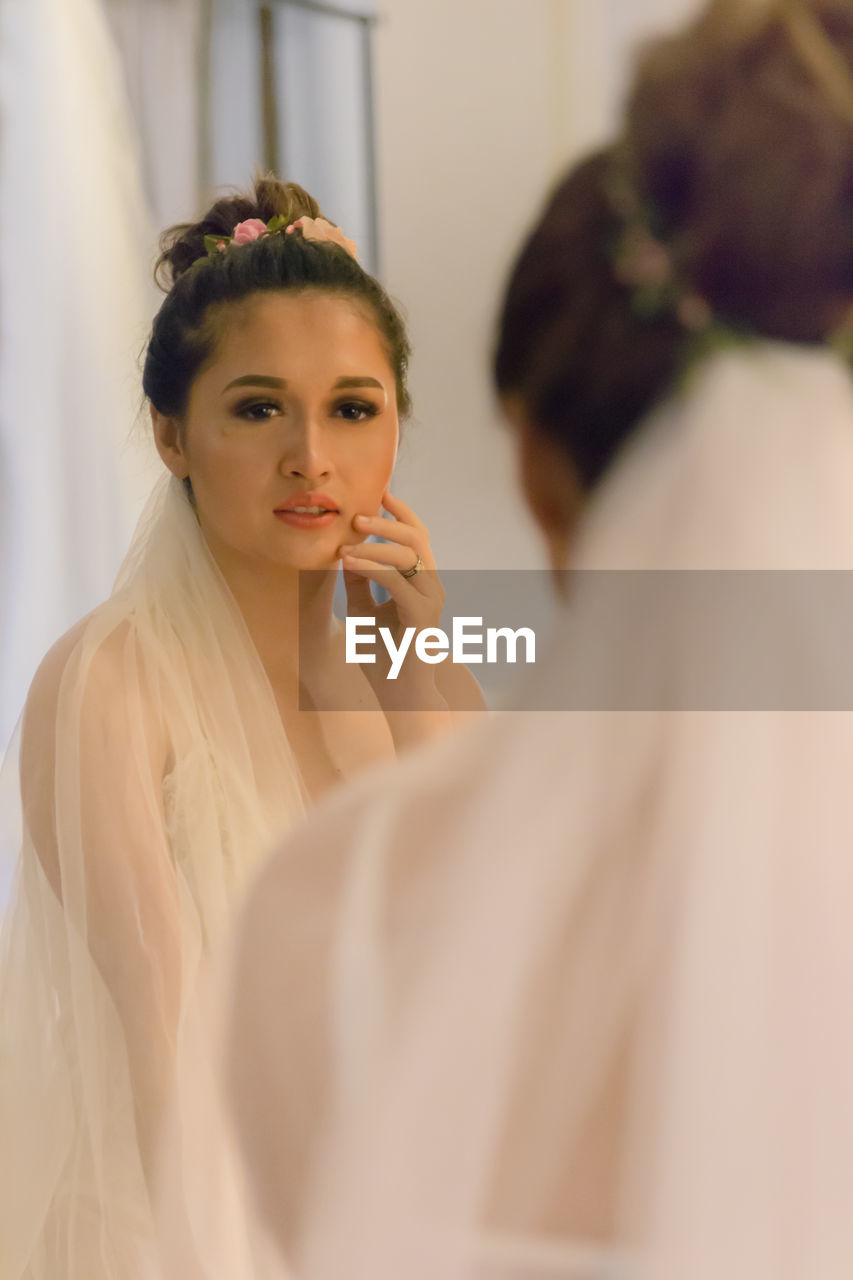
[23, 599, 150, 739]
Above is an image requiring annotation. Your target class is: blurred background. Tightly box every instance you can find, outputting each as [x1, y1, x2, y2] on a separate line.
[0, 0, 703, 747]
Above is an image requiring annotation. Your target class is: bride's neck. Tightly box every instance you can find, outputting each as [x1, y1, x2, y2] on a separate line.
[205, 541, 338, 687]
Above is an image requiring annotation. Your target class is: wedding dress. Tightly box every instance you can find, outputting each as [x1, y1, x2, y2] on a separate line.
[0, 476, 306, 1278]
[225, 340, 853, 1280]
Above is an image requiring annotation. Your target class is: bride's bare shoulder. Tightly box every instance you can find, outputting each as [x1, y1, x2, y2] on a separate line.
[22, 604, 168, 781]
[24, 605, 135, 719]
[19, 608, 162, 890]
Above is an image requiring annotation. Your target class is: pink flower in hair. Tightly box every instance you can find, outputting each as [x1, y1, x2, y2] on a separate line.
[613, 226, 673, 289]
[231, 218, 268, 246]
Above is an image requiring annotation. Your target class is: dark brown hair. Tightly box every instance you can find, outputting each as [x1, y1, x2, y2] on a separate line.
[495, 0, 853, 489]
[143, 176, 411, 418]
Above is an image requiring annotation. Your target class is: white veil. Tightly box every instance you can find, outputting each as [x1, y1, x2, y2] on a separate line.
[226, 341, 853, 1280]
[0, 476, 305, 1278]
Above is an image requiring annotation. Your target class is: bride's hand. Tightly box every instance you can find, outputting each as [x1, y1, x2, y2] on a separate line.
[338, 490, 447, 709]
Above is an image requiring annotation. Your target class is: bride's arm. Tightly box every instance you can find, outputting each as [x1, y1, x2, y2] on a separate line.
[379, 662, 486, 751]
[21, 622, 183, 1188]
[435, 655, 488, 717]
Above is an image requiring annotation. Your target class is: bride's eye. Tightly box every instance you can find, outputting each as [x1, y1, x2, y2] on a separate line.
[233, 399, 282, 422]
[334, 399, 380, 423]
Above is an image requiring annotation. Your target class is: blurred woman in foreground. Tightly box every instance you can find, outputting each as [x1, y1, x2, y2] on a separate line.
[226, 3, 853, 1277]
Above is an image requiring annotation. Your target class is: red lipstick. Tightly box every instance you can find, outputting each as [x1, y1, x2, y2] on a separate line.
[274, 491, 340, 530]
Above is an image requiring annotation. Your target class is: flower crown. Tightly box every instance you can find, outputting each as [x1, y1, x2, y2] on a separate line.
[606, 169, 713, 336]
[203, 214, 291, 258]
[606, 167, 853, 363]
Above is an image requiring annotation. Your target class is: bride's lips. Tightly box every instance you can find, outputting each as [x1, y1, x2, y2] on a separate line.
[274, 491, 341, 530]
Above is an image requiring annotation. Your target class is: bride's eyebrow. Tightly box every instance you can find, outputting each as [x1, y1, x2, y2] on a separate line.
[333, 376, 384, 390]
[223, 375, 287, 392]
[222, 375, 385, 392]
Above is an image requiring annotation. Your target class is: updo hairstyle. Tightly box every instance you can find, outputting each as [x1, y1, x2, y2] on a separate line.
[494, 0, 853, 489]
[142, 176, 411, 419]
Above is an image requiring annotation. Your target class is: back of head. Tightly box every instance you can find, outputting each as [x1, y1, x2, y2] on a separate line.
[495, 0, 853, 488]
[628, 0, 853, 338]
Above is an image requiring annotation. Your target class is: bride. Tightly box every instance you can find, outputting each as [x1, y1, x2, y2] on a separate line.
[0, 176, 480, 1278]
[225, 3, 853, 1278]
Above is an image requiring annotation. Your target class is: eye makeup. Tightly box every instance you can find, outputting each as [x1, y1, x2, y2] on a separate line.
[332, 398, 382, 422]
[230, 397, 283, 422]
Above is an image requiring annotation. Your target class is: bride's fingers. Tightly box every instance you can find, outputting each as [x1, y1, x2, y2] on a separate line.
[381, 489, 428, 531]
[352, 515, 419, 548]
[340, 539, 425, 575]
[342, 567, 376, 616]
[340, 557, 422, 607]
[352, 513, 436, 572]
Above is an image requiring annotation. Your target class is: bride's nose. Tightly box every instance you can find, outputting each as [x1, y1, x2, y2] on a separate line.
[279, 417, 332, 482]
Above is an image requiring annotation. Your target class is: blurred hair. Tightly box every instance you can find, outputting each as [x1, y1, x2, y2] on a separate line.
[494, 0, 853, 488]
[143, 175, 411, 419]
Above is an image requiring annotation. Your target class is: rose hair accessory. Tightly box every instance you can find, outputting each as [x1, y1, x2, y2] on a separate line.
[606, 160, 853, 367]
[204, 215, 358, 261]
[607, 167, 713, 335]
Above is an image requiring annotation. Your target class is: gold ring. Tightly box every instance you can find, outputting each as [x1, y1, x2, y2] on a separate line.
[399, 555, 424, 579]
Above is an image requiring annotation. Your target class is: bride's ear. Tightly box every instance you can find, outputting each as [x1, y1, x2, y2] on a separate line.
[503, 397, 582, 569]
[150, 405, 190, 479]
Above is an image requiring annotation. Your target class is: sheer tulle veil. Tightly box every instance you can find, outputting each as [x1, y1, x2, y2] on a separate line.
[0, 475, 305, 1277]
[226, 342, 853, 1280]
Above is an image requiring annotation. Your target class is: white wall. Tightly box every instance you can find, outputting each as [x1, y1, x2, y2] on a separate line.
[372, 0, 704, 571]
[373, 0, 558, 569]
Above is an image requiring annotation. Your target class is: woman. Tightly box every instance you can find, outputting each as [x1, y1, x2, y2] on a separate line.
[0, 177, 479, 1279]
[226, 3, 853, 1278]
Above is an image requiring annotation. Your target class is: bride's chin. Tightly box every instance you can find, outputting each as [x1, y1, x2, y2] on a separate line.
[277, 553, 341, 574]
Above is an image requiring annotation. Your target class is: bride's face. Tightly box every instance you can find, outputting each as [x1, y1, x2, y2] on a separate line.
[153, 290, 400, 573]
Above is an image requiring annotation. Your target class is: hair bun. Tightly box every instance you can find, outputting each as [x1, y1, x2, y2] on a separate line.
[154, 175, 324, 289]
[624, 0, 853, 339]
